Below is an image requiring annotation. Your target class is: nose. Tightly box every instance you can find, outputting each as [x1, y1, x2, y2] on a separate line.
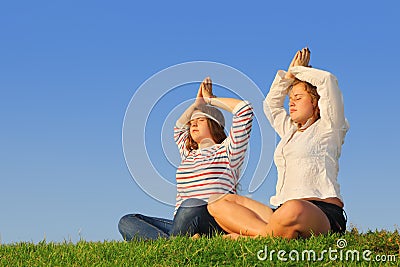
[191, 119, 198, 127]
[289, 100, 294, 107]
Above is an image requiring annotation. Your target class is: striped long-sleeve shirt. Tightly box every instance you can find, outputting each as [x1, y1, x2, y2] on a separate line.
[173, 101, 253, 214]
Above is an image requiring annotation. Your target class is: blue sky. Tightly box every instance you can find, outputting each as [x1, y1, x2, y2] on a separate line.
[1, 1, 399, 243]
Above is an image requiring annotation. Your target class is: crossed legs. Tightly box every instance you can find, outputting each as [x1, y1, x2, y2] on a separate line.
[207, 194, 330, 239]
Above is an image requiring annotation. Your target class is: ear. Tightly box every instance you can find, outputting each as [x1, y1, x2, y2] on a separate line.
[314, 105, 320, 118]
[312, 97, 318, 108]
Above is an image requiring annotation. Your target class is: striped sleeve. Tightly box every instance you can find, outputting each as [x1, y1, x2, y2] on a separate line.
[226, 101, 254, 168]
[174, 123, 190, 159]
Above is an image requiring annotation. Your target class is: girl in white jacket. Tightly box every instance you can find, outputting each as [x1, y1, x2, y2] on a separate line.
[208, 48, 349, 239]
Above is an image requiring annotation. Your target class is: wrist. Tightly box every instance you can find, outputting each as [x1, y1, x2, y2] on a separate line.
[207, 95, 216, 105]
[285, 72, 295, 80]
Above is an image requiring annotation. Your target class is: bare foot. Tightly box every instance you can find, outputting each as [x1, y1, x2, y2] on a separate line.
[223, 233, 242, 240]
[191, 233, 200, 240]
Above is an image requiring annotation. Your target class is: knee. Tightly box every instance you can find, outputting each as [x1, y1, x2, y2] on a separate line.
[118, 214, 139, 230]
[180, 198, 207, 208]
[119, 213, 139, 222]
[175, 199, 207, 220]
[118, 214, 131, 227]
[118, 214, 138, 240]
[266, 201, 309, 238]
[207, 194, 227, 217]
[172, 200, 205, 236]
[276, 200, 307, 226]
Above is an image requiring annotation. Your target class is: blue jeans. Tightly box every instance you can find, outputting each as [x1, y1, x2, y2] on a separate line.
[118, 198, 225, 240]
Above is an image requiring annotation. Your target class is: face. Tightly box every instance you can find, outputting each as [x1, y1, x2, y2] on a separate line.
[189, 113, 213, 144]
[289, 83, 315, 126]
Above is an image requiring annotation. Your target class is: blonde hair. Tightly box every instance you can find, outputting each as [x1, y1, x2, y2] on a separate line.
[185, 106, 227, 151]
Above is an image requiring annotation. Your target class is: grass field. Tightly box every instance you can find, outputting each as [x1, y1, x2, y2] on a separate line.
[0, 229, 398, 266]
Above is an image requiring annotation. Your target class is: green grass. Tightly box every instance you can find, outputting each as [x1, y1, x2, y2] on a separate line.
[0, 229, 398, 266]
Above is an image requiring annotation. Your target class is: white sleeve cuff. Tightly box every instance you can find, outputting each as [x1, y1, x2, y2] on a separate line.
[175, 120, 189, 129]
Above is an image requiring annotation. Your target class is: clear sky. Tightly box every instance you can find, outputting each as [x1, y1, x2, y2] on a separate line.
[1, 1, 399, 244]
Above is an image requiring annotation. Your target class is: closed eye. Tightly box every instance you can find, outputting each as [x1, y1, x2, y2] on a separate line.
[290, 94, 304, 101]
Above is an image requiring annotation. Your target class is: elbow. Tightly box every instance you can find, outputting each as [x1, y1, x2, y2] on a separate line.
[263, 100, 272, 116]
[323, 72, 338, 85]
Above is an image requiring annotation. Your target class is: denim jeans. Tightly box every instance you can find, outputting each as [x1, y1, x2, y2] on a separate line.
[118, 214, 173, 241]
[118, 198, 225, 241]
[170, 198, 224, 236]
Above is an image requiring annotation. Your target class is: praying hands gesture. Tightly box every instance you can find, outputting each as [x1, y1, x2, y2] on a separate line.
[195, 77, 215, 107]
[285, 47, 311, 79]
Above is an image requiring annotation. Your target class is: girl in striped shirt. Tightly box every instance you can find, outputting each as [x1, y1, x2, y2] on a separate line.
[171, 77, 254, 236]
[118, 77, 253, 240]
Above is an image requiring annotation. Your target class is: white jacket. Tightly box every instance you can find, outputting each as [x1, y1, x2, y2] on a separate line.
[263, 66, 349, 207]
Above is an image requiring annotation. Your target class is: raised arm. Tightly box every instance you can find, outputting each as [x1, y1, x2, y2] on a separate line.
[289, 66, 348, 129]
[201, 77, 254, 166]
[263, 48, 311, 137]
[176, 79, 207, 128]
[201, 77, 242, 113]
[263, 71, 294, 138]
[225, 101, 253, 169]
[174, 80, 207, 158]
